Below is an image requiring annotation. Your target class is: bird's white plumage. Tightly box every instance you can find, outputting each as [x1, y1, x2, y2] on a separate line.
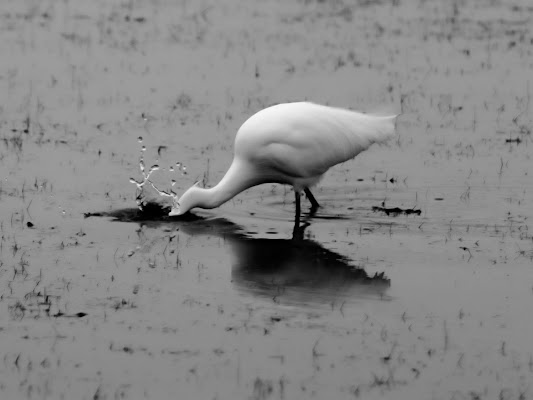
[170, 102, 397, 216]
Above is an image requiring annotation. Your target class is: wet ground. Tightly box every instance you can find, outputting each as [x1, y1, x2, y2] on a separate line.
[1, 0, 533, 399]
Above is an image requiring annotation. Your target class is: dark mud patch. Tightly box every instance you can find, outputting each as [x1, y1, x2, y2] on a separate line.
[372, 204, 422, 216]
[52, 311, 88, 318]
[84, 202, 200, 222]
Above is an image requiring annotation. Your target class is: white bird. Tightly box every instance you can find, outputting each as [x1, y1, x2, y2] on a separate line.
[170, 102, 397, 220]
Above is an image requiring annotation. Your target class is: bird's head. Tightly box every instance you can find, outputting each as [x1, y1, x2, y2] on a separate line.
[169, 182, 202, 216]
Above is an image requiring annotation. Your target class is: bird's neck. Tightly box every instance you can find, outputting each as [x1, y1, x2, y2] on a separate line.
[200, 159, 262, 209]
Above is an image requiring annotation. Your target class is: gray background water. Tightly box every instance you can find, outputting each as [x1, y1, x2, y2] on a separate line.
[1, 0, 532, 399]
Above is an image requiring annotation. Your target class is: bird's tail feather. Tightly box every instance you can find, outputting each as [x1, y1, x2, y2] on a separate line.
[340, 111, 398, 149]
[364, 114, 398, 144]
[321, 109, 398, 168]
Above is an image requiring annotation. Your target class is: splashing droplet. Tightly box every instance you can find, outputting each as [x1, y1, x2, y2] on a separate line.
[131, 137, 183, 212]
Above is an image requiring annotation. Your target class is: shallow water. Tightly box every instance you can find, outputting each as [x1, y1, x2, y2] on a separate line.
[1, 0, 533, 399]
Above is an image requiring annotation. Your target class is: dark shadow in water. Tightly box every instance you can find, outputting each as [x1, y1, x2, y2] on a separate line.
[87, 204, 390, 304]
[229, 229, 390, 304]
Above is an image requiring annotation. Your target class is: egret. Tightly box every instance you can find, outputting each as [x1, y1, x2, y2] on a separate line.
[169, 102, 397, 221]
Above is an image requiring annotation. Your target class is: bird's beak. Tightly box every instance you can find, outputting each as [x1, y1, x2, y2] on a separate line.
[169, 199, 182, 216]
[169, 207, 181, 216]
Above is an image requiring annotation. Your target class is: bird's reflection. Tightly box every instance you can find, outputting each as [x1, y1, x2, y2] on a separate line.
[230, 230, 390, 305]
[91, 205, 390, 305]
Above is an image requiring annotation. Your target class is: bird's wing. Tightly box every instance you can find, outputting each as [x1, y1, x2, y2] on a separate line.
[236, 102, 397, 179]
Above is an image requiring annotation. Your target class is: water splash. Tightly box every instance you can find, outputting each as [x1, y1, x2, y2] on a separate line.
[176, 162, 187, 175]
[129, 134, 187, 212]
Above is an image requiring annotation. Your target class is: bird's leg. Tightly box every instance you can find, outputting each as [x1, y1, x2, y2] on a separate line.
[304, 188, 320, 211]
[294, 190, 301, 229]
[292, 221, 310, 241]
